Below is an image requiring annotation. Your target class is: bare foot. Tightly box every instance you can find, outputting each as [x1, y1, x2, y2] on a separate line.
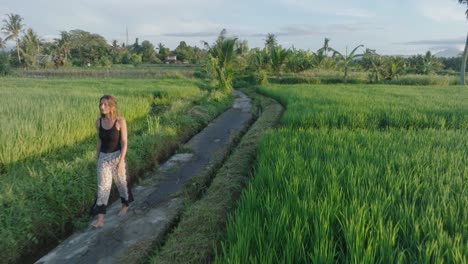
[118, 205, 128, 217]
[91, 214, 105, 228]
[91, 221, 104, 228]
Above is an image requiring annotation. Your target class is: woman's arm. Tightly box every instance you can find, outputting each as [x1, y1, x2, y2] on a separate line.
[96, 118, 101, 160]
[118, 118, 128, 168]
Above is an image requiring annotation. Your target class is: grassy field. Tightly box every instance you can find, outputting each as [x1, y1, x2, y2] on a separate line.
[12, 64, 202, 78]
[0, 76, 231, 263]
[217, 84, 467, 263]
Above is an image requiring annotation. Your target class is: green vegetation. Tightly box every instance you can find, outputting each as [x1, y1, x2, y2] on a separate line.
[204, 29, 238, 92]
[11, 65, 201, 78]
[2, 13, 466, 87]
[147, 88, 283, 263]
[217, 84, 468, 263]
[259, 84, 467, 130]
[0, 77, 232, 263]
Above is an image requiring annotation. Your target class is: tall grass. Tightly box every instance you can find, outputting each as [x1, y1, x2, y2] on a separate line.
[12, 66, 200, 78]
[269, 70, 459, 86]
[0, 77, 231, 263]
[258, 84, 468, 129]
[0, 77, 201, 165]
[219, 128, 467, 263]
[217, 84, 468, 263]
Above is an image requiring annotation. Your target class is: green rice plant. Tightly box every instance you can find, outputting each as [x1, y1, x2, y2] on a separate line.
[218, 129, 467, 263]
[0, 77, 200, 165]
[384, 74, 458, 86]
[217, 83, 467, 263]
[11, 66, 199, 79]
[257, 84, 468, 129]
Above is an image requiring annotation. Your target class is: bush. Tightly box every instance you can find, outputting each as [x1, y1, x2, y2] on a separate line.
[0, 52, 11, 75]
[233, 74, 256, 88]
[269, 76, 321, 84]
[255, 70, 269, 85]
[193, 69, 208, 79]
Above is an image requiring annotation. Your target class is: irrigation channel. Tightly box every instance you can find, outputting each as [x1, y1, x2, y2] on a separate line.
[35, 90, 256, 264]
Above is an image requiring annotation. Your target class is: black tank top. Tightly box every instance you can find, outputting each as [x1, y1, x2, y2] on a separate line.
[99, 118, 121, 153]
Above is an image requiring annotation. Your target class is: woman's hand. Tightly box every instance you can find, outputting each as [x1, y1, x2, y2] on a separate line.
[117, 161, 125, 174]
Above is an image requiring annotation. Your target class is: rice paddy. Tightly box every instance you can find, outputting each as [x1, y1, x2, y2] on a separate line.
[0, 76, 231, 262]
[217, 84, 468, 263]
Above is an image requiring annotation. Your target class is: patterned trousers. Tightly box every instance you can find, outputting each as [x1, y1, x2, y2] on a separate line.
[92, 150, 133, 215]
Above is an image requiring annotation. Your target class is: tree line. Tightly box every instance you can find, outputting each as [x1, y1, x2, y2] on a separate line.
[0, 14, 206, 67]
[1, 8, 467, 88]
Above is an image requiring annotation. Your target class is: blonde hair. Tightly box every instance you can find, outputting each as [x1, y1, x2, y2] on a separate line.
[99, 95, 120, 120]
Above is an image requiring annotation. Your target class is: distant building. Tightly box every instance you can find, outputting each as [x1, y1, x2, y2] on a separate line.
[165, 53, 177, 64]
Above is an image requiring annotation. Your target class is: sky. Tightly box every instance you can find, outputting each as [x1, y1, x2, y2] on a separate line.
[0, 0, 467, 56]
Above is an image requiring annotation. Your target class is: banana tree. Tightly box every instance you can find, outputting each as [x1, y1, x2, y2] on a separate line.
[459, 0, 468, 85]
[330, 45, 364, 83]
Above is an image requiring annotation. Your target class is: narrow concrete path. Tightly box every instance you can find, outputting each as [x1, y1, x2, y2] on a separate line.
[36, 90, 252, 264]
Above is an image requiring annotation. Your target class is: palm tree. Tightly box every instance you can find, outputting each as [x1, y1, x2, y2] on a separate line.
[264, 33, 277, 52]
[330, 45, 364, 82]
[2, 14, 24, 64]
[56, 31, 71, 61]
[312, 38, 334, 69]
[420, 51, 443, 74]
[459, 0, 468, 85]
[235, 39, 249, 56]
[363, 50, 386, 83]
[203, 29, 238, 92]
[250, 48, 270, 70]
[19, 28, 42, 67]
[383, 56, 406, 81]
[156, 42, 169, 60]
[0, 37, 5, 49]
[270, 46, 289, 75]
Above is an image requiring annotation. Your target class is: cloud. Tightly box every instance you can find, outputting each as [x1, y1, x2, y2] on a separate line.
[136, 19, 224, 38]
[399, 37, 465, 46]
[415, 0, 465, 22]
[42, 34, 59, 42]
[255, 22, 385, 37]
[276, 0, 376, 18]
[333, 7, 375, 18]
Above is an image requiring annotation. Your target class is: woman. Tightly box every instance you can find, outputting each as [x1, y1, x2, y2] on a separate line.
[91, 95, 133, 228]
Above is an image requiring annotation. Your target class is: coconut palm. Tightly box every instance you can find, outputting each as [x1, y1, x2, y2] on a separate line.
[235, 39, 249, 56]
[383, 56, 406, 81]
[459, 0, 468, 85]
[264, 33, 277, 52]
[56, 31, 71, 61]
[19, 28, 42, 67]
[2, 14, 24, 64]
[203, 29, 238, 92]
[420, 51, 443, 74]
[329, 45, 364, 82]
[250, 48, 270, 70]
[270, 46, 289, 75]
[363, 50, 386, 83]
[0, 37, 5, 49]
[312, 38, 334, 69]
